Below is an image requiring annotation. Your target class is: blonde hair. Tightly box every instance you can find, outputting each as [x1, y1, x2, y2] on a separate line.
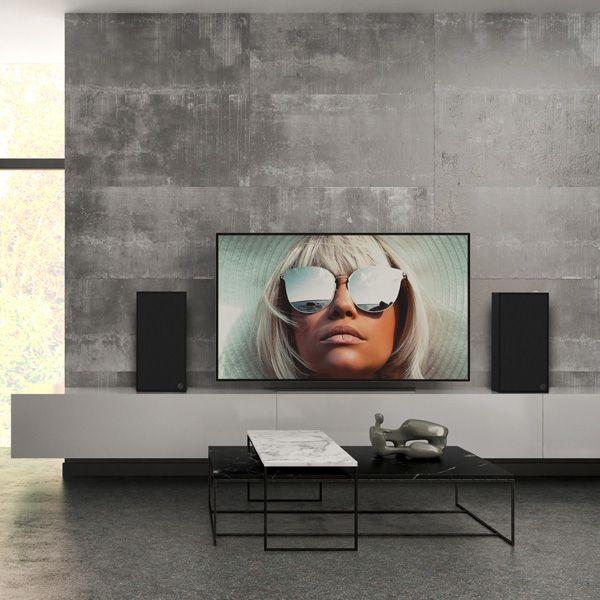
[254, 235, 435, 379]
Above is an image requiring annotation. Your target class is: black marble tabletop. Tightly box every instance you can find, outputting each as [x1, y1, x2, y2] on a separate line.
[208, 446, 514, 480]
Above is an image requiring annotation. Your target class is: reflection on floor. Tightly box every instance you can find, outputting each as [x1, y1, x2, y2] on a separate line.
[0, 448, 598, 600]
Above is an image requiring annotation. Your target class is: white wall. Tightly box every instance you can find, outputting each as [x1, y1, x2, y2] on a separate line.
[0, 3, 63, 63]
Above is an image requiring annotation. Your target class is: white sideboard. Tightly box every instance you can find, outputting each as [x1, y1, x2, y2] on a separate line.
[11, 389, 275, 458]
[543, 392, 600, 458]
[11, 387, 600, 459]
[276, 391, 542, 458]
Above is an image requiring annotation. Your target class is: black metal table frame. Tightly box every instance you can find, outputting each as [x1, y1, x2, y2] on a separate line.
[208, 459, 359, 551]
[208, 449, 515, 551]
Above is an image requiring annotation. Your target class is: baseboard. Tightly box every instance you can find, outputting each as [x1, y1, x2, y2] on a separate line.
[63, 458, 600, 478]
[489, 458, 600, 477]
[63, 458, 208, 478]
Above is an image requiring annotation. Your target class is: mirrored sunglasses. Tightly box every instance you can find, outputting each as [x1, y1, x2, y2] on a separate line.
[281, 266, 407, 314]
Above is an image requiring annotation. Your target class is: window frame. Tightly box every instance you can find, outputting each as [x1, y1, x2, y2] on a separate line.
[0, 159, 64, 169]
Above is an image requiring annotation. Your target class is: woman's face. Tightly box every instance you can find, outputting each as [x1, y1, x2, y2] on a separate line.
[292, 274, 397, 379]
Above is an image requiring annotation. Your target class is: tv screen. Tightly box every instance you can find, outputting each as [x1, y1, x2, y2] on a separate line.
[217, 234, 469, 382]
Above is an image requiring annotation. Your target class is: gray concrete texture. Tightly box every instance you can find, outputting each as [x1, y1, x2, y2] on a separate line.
[2, 449, 600, 600]
[65, 13, 600, 388]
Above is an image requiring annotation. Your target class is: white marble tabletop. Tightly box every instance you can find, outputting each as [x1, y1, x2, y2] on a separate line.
[247, 430, 357, 468]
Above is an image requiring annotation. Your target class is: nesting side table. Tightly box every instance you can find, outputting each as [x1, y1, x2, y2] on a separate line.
[210, 430, 358, 551]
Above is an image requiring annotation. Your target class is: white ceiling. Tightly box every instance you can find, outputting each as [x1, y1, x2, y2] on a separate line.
[1, 0, 599, 63]
[35, 0, 600, 11]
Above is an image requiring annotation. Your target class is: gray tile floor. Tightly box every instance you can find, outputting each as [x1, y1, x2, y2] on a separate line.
[1, 448, 598, 600]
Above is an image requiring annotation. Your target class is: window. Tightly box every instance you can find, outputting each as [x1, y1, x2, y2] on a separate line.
[0, 64, 64, 447]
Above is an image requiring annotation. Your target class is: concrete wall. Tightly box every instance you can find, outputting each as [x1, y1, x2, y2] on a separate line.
[65, 13, 600, 389]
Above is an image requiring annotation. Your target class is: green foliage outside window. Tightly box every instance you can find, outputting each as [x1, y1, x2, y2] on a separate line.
[0, 64, 64, 447]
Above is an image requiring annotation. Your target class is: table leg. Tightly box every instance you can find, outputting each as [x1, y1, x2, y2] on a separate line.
[455, 480, 515, 546]
[354, 467, 358, 550]
[510, 480, 515, 546]
[208, 458, 217, 546]
[213, 479, 217, 545]
[263, 466, 268, 551]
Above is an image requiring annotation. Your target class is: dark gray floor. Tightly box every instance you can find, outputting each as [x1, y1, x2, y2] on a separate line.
[1, 448, 599, 600]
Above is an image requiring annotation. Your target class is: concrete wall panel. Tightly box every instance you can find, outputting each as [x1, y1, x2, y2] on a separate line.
[66, 186, 433, 279]
[435, 92, 600, 187]
[250, 93, 433, 187]
[435, 13, 600, 91]
[67, 91, 250, 187]
[65, 13, 600, 390]
[434, 186, 600, 279]
[66, 13, 249, 91]
[250, 13, 433, 94]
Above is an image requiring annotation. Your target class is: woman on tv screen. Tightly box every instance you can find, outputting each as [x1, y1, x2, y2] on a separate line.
[217, 233, 468, 381]
[254, 235, 434, 380]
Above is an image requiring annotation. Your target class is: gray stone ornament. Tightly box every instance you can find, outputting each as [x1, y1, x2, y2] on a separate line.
[369, 413, 448, 459]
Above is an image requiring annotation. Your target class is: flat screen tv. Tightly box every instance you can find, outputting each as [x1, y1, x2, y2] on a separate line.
[217, 234, 469, 382]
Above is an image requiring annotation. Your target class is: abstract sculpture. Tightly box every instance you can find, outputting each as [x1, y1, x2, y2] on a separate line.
[369, 413, 448, 459]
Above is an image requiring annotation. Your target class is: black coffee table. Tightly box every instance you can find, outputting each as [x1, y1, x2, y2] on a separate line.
[208, 445, 515, 549]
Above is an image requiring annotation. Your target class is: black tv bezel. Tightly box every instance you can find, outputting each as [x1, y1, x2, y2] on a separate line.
[215, 232, 470, 387]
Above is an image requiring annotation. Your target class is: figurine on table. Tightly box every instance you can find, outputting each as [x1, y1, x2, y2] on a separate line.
[369, 413, 448, 460]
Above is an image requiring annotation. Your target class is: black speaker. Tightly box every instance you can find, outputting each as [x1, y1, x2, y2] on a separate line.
[491, 292, 548, 393]
[136, 291, 187, 392]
